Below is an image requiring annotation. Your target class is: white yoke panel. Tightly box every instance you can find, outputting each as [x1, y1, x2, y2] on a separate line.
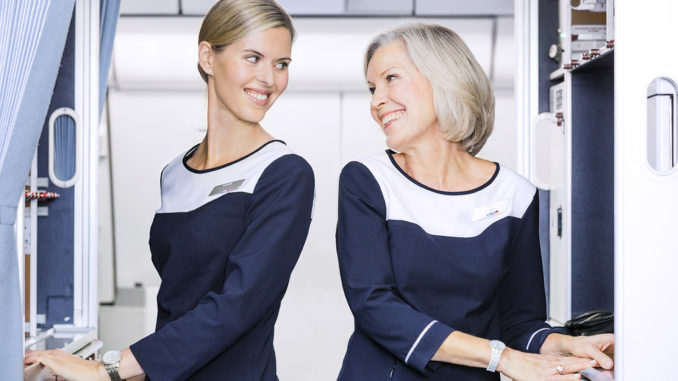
[357, 151, 536, 238]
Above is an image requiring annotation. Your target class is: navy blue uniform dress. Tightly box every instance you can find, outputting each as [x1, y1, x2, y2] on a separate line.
[336, 150, 561, 381]
[129, 140, 314, 381]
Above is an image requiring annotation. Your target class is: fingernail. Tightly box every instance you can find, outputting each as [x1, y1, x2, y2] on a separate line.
[590, 360, 597, 365]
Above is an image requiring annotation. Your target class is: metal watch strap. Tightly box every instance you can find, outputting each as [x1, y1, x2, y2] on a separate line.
[487, 340, 505, 372]
[104, 362, 122, 381]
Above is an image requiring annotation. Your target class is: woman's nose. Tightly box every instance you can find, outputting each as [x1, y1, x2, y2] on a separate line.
[370, 87, 386, 109]
[256, 64, 274, 87]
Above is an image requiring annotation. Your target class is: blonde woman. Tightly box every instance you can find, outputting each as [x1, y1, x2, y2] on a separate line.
[25, 1, 314, 380]
[336, 24, 613, 381]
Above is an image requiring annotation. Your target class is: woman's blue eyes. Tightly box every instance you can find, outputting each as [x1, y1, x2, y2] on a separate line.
[245, 56, 289, 69]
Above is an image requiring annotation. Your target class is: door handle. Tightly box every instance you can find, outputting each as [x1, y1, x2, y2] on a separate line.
[647, 78, 678, 173]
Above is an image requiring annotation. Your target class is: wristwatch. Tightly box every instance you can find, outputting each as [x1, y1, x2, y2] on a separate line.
[486, 340, 506, 372]
[102, 350, 122, 381]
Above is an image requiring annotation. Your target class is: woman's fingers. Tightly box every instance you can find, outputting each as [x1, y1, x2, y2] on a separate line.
[583, 343, 614, 369]
[548, 374, 582, 381]
[24, 349, 42, 365]
[557, 357, 596, 374]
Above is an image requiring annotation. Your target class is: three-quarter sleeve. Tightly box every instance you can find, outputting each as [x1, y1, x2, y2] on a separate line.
[499, 191, 564, 353]
[336, 161, 454, 375]
[130, 155, 315, 380]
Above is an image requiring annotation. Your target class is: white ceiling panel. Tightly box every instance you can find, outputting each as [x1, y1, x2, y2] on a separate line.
[120, 0, 179, 15]
[416, 0, 513, 16]
[276, 0, 344, 15]
[346, 0, 413, 15]
[113, 17, 494, 92]
[180, 0, 217, 15]
[112, 17, 203, 90]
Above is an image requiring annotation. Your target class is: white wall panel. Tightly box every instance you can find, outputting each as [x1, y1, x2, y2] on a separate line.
[493, 17, 515, 89]
[340, 91, 387, 163]
[615, 1, 678, 379]
[107, 90, 206, 288]
[477, 90, 518, 170]
[262, 92, 354, 381]
[98, 104, 115, 303]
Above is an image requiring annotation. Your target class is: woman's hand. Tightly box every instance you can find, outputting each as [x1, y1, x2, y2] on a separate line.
[24, 349, 108, 381]
[541, 333, 614, 370]
[497, 347, 597, 381]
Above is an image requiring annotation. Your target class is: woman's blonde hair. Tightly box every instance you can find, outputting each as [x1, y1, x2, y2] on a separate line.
[197, 0, 295, 83]
[365, 24, 494, 155]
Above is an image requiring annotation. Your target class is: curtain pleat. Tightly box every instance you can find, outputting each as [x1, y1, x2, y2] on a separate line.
[99, 0, 120, 116]
[0, 1, 75, 378]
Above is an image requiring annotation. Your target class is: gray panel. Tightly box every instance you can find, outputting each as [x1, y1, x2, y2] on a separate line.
[346, 0, 413, 15]
[120, 0, 179, 15]
[416, 0, 513, 16]
[181, 0, 216, 15]
[276, 0, 344, 15]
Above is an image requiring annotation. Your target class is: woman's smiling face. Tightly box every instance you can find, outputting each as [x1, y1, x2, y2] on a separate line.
[366, 40, 439, 152]
[201, 26, 292, 124]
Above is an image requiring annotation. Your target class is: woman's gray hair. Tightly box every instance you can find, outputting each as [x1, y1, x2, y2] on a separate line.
[365, 23, 494, 155]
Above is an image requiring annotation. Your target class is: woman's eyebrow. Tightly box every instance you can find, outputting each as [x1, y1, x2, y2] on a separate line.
[380, 66, 397, 76]
[243, 49, 291, 62]
[243, 49, 264, 56]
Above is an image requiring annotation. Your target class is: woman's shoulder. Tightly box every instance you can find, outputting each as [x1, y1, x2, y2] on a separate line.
[494, 163, 536, 194]
[341, 150, 392, 179]
[491, 163, 538, 218]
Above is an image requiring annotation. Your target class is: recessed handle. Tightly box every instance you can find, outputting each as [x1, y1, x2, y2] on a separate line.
[647, 78, 678, 174]
[48, 107, 80, 188]
[530, 112, 558, 189]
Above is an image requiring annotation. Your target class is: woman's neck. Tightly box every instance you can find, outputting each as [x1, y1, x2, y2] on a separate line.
[188, 101, 274, 171]
[394, 138, 495, 192]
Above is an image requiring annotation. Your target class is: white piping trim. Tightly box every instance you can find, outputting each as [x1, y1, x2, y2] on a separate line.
[404, 320, 438, 364]
[526, 327, 550, 350]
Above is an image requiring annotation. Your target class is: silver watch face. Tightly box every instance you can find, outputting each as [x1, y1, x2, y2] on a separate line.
[490, 340, 506, 350]
[103, 350, 121, 365]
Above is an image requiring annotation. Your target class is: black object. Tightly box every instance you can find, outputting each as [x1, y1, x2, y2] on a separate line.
[565, 310, 614, 336]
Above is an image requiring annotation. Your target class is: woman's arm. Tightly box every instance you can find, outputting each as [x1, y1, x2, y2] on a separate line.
[337, 162, 455, 375]
[432, 330, 597, 380]
[129, 155, 315, 380]
[24, 348, 144, 381]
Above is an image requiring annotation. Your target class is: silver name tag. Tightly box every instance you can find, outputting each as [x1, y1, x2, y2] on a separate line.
[209, 179, 245, 196]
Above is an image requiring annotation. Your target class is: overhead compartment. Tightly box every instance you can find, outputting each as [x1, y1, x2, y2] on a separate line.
[416, 0, 513, 16]
[111, 17, 495, 92]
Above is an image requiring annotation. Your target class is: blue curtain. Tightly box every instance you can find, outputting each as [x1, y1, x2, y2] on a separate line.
[0, 0, 75, 377]
[99, 0, 120, 117]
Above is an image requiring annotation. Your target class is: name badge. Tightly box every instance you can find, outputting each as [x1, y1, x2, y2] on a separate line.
[472, 199, 510, 221]
[209, 179, 245, 196]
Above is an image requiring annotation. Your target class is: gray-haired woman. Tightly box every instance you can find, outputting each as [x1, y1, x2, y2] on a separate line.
[336, 23, 613, 381]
